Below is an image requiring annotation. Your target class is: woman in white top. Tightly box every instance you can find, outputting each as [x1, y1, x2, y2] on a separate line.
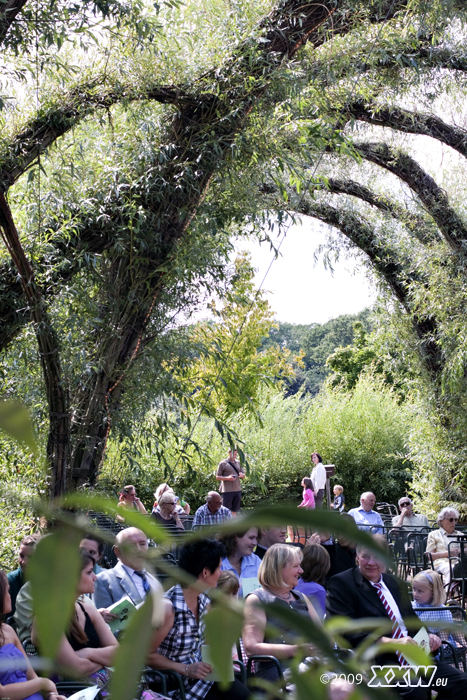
[426, 507, 462, 586]
[310, 453, 326, 509]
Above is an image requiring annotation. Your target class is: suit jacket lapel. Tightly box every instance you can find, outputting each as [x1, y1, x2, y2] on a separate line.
[115, 562, 142, 604]
[354, 568, 390, 617]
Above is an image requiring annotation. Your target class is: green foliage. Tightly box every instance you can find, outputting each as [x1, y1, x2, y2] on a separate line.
[261, 310, 373, 395]
[302, 375, 413, 508]
[29, 529, 82, 659]
[171, 252, 300, 420]
[110, 594, 161, 700]
[99, 374, 413, 512]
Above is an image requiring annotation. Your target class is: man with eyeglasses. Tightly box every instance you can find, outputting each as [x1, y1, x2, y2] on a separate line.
[192, 491, 232, 530]
[392, 497, 429, 530]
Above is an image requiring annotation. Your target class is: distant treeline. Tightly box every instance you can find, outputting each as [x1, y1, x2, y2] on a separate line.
[260, 309, 372, 395]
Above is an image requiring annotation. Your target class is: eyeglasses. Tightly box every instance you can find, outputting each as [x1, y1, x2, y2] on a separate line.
[446, 517, 458, 522]
[400, 502, 411, 507]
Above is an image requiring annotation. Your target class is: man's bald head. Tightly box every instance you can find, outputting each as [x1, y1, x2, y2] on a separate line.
[206, 491, 223, 513]
[114, 527, 148, 570]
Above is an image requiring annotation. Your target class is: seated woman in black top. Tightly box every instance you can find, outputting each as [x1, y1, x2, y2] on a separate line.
[32, 551, 118, 678]
[243, 544, 320, 683]
[152, 492, 184, 529]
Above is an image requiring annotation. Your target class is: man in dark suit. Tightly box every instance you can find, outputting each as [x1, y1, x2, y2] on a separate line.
[326, 534, 467, 699]
[93, 527, 161, 609]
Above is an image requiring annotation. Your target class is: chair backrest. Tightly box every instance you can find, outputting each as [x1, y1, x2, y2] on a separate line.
[376, 503, 399, 517]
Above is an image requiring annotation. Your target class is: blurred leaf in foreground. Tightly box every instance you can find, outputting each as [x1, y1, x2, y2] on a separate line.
[0, 399, 38, 454]
[29, 528, 82, 659]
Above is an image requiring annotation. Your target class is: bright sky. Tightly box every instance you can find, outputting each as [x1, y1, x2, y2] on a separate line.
[232, 217, 378, 325]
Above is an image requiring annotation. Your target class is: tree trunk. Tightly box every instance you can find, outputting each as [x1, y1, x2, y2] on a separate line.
[0, 191, 69, 496]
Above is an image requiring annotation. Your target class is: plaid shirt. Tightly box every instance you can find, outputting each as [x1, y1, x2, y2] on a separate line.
[412, 602, 466, 647]
[192, 504, 232, 530]
[157, 584, 212, 700]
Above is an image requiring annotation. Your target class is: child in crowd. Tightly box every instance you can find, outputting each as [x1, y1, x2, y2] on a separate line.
[216, 571, 240, 660]
[332, 485, 345, 512]
[412, 569, 466, 667]
[217, 570, 240, 597]
[0, 570, 65, 700]
[298, 478, 315, 509]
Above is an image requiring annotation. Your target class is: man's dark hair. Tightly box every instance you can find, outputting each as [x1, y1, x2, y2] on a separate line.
[82, 532, 105, 555]
[178, 540, 226, 578]
[218, 530, 250, 557]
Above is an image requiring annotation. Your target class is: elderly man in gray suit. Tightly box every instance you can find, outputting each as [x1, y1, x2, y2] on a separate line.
[93, 527, 161, 608]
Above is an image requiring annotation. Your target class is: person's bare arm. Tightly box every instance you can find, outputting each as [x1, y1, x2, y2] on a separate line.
[393, 508, 409, 527]
[243, 595, 299, 660]
[147, 600, 212, 680]
[134, 498, 147, 514]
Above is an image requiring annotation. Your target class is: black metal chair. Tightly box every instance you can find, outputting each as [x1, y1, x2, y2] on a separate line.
[448, 539, 467, 608]
[414, 606, 467, 671]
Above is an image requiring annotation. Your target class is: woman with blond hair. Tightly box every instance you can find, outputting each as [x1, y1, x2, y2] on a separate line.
[243, 543, 320, 684]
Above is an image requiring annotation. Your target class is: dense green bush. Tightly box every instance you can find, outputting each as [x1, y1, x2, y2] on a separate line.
[0, 435, 44, 569]
[98, 376, 414, 512]
[302, 376, 414, 509]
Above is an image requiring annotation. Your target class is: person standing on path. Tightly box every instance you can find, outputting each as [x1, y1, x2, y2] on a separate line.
[310, 452, 326, 508]
[216, 448, 245, 516]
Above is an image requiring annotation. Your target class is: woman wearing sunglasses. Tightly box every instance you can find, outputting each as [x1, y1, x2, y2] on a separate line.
[426, 507, 462, 585]
[152, 492, 185, 530]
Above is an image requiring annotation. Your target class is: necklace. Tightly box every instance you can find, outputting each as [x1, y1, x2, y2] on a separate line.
[268, 588, 293, 602]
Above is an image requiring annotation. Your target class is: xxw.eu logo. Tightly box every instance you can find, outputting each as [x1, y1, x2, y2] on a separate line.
[368, 666, 440, 688]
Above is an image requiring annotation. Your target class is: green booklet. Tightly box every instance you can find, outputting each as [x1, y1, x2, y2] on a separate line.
[106, 596, 137, 634]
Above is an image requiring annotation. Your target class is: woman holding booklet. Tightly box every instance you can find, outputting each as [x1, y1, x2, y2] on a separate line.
[32, 551, 118, 686]
[148, 540, 251, 700]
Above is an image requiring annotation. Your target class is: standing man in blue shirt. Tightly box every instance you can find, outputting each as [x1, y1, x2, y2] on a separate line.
[348, 492, 384, 533]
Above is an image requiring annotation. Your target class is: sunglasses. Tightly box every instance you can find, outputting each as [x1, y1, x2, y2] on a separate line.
[400, 502, 411, 507]
[446, 517, 458, 522]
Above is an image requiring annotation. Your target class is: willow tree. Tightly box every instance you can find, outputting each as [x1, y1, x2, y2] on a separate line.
[227, 2, 467, 505]
[2, 0, 465, 497]
[0, 0, 422, 496]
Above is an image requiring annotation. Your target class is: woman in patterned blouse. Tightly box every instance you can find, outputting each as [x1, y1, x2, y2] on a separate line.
[148, 539, 251, 700]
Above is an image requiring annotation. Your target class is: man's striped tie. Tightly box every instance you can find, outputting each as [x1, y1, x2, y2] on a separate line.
[373, 582, 409, 667]
[135, 569, 151, 595]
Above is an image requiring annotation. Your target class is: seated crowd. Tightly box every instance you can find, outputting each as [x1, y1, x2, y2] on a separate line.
[2, 485, 467, 700]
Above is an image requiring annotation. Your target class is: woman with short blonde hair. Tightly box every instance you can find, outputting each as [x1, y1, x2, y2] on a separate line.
[257, 543, 302, 589]
[243, 543, 319, 685]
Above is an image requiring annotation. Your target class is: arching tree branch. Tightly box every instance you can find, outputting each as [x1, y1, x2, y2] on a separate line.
[287, 198, 443, 378]
[344, 102, 467, 160]
[351, 141, 467, 254]
[309, 176, 440, 244]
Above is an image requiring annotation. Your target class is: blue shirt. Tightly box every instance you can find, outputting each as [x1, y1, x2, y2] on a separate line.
[221, 553, 261, 596]
[348, 506, 384, 533]
[294, 579, 326, 618]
